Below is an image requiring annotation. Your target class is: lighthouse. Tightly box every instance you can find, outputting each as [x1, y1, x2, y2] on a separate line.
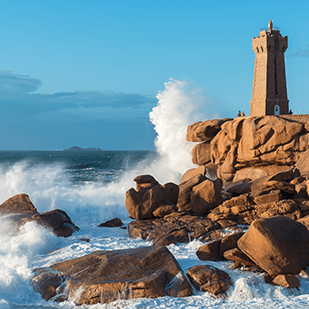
[250, 20, 289, 116]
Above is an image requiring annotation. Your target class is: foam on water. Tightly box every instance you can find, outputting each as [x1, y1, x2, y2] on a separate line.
[1, 80, 309, 308]
[0, 219, 59, 306]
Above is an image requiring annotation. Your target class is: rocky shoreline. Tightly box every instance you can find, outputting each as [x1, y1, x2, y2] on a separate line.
[3, 115, 309, 305]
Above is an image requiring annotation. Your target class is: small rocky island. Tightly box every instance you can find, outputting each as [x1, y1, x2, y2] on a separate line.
[63, 146, 103, 151]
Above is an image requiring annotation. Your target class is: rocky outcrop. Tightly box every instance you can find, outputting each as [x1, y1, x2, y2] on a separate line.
[125, 175, 179, 220]
[237, 216, 309, 276]
[31, 246, 193, 304]
[0, 194, 79, 237]
[126, 173, 222, 220]
[187, 116, 309, 181]
[186, 265, 231, 295]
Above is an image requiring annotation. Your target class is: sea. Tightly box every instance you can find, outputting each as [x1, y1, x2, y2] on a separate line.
[1, 79, 309, 308]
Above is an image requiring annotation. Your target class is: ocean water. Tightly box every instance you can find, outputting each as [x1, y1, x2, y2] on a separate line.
[1, 79, 309, 308]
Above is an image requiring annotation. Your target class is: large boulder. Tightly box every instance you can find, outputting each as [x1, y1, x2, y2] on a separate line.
[177, 174, 222, 215]
[186, 118, 232, 142]
[191, 142, 212, 165]
[237, 216, 309, 276]
[31, 246, 193, 304]
[24, 209, 80, 237]
[125, 175, 179, 220]
[190, 178, 223, 216]
[0, 194, 38, 215]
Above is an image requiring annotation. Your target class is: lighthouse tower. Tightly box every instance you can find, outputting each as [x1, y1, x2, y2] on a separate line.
[250, 20, 289, 116]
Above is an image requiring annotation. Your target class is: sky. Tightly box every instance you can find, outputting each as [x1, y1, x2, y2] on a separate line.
[0, 0, 308, 150]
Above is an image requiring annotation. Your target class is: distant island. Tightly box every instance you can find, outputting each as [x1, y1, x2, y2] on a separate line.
[63, 146, 103, 152]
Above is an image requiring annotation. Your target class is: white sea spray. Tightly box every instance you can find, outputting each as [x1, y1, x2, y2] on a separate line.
[149, 79, 214, 181]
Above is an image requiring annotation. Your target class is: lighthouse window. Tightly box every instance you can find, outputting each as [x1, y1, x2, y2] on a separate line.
[274, 105, 280, 115]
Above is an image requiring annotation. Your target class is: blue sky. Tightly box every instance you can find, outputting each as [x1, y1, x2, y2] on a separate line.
[0, 0, 308, 150]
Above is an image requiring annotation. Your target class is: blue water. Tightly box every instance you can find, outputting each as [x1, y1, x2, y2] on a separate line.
[0, 150, 156, 184]
[1, 153, 309, 308]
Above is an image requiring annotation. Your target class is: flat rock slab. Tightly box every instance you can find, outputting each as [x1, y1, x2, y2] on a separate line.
[31, 246, 192, 305]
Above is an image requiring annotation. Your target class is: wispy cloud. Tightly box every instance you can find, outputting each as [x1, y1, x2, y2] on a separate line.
[0, 71, 42, 95]
[0, 71, 157, 150]
[286, 46, 309, 58]
[0, 71, 157, 119]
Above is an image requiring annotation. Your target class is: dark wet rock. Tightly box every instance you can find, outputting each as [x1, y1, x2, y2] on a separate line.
[31, 268, 64, 301]
[0, 194, 79, 238]
[23, 209, 80, 237]
[80, 238, 90, 242]
[31, 246, 192, 305]
[98, 218, 123, 227]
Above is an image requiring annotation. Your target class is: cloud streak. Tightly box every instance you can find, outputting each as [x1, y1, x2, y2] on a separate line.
[0, 71, 157, 150]
[0, 71, 42, 94]
[286, 45, 309, 58]
[0, 70, 157, 118]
